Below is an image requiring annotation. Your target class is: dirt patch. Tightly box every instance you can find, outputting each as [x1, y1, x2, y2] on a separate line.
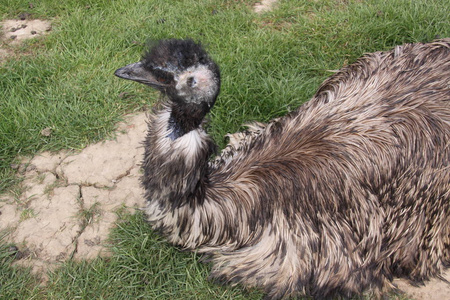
[253, 0, 278, 13]
[1, 19, 52, 43]
[0, 19, 52, 63]
[394, 274, 450, 300]
[0, 113, 147, 277]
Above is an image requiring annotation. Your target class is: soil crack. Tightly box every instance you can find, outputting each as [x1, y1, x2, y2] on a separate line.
[0, 113, 147, 277]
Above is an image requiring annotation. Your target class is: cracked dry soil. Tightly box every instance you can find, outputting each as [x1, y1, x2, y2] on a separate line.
[0, 113, 147, 276]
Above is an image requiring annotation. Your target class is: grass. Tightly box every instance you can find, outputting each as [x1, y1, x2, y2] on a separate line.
[0, 234, 41, 299]
[0, 0, 448, 299]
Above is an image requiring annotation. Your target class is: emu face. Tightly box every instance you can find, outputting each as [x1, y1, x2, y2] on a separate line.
[115, 39, 220, 109]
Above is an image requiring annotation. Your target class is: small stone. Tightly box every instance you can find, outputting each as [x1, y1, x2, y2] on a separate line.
[31, 30, 37, 35]
[40, 127, 52, 137]
[7, 246, 29, 260]
[55, 252, 67, 261]
[18, 163, 27, 174]
[118, 91, 130, 99]
[16, 248, 31, 260]
[84, 237, 100, 247]
[8, 246, 19, 256]
[18, 12, 31, 20]
[26, 164, 37, 172]
[10, 35, 17, 40]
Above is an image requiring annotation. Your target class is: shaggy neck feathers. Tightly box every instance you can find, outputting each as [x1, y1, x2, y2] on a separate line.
[142, 104, 216, 210]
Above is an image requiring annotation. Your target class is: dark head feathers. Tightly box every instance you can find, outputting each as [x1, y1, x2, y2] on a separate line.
[115, 39, 220, 106]
[115, 39, 221, 136]
[142, 39, 213, 74]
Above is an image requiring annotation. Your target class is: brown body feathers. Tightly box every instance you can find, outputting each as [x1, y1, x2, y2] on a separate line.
[116, 39, 450, 299]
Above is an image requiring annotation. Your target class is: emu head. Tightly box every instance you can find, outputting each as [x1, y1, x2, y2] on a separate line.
[115, 39, 221, 113]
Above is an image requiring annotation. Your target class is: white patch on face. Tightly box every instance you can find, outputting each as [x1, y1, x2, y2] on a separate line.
[175, 65, 218, 104]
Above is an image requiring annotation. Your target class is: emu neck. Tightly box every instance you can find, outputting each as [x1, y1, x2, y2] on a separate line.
[143, 103, 257, 249]
[142, 102, 216, 207]
[167, 102, 209, 140]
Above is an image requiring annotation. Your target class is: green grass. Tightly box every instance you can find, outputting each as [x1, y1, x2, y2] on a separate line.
[1, 0, 449, 299]
[0, 245, 37, 299]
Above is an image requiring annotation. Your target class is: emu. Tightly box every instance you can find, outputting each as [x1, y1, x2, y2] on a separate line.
[115, 39, 450, 299]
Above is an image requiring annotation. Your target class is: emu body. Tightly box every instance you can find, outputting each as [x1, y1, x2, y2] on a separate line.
[115, 39, 450, 299]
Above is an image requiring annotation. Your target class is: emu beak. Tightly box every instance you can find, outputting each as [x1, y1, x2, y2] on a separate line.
[114, 62, 169, 90]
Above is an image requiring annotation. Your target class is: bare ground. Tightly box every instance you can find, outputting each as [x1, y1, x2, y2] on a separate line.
[254, 0, 279, 14]
[1, 19, 52, 43]
[0, 113, 147, 276]
[0, 19, 52, 63]
[1, 7, 449, 298]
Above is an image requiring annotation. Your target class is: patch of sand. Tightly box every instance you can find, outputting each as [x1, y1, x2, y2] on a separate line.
[253, 0, 278, 13]
[0, 19, 52, 63]
[0, 113, 147, 276]
[394, 274, 450, 300]
[1, 19, 52, 43]
[0, 48, 9, 60]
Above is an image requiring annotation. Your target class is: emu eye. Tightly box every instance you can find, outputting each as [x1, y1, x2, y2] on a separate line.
[157, 76, 172, 84]
[187, 76, 197, 87]
[151, 69, 173, 84]
[158, 77, 167, 83]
